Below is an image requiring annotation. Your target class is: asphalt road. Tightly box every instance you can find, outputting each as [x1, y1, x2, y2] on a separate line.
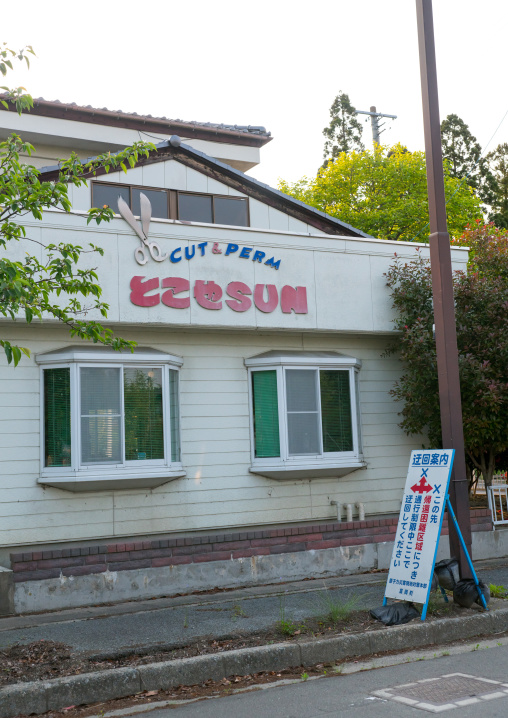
[1, 559, 507, 656]
[125, 642, 508, 717]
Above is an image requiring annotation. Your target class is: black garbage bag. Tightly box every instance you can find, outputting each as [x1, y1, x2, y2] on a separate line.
[453, 579, 491, 608]
[435, 558, 460, 590]
[370, 602, 420, 626]
[431, 571, 438, 592]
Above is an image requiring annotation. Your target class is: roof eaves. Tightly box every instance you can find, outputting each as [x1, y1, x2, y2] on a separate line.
[38, 137, 371, 239]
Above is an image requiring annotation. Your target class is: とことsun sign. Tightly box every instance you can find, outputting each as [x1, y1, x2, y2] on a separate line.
[129, 276, 308, 314]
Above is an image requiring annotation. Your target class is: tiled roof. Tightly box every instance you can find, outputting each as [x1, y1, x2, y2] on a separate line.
[27, 97, 271, 137]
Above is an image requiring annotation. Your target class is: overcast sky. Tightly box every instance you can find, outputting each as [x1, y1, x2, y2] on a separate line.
[4, 0, 508, 188]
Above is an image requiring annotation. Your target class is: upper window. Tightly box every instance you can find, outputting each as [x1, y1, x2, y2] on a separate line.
[245, 352, 364, 480]
[92, 182, 249, 227]
[37, 347, 184, 492]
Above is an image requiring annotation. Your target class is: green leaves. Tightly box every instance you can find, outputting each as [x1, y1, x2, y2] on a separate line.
[0, 47, 155, 366]
[280, 143, 482, 242]
[386, 223, 508, 486]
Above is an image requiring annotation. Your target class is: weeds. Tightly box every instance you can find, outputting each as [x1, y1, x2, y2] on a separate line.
[232, 603, 247, 620]
[489, 583, 508, 599]
[183, 613, 188, 629]
[313, 587, 363, 625]
[277, 592, 303, 637]
[301, 672, 309, 681]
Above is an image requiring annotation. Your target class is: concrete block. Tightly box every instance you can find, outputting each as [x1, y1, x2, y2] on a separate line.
[0, 681, 47, 718]
[376, 541, 394, 570]
[45, 668, 140, 711]
[488, 606, 508, 634]
[138, 654, 225, 691]
[222, 643, 301, 676]
[368, 622, 433, 654]
[0, 567, 14, 616]
[430, 612, 491, 645]
[299, 633, 370, 665]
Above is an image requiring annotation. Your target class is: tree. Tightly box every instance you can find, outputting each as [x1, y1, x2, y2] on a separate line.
[0, 45, 155, 365]
[385, 222, 508, 490]
[440, 114, 491, 196]
[485, 143, 508, 229]
[279, 143, 482, 242]
[322, 91, 364, 165]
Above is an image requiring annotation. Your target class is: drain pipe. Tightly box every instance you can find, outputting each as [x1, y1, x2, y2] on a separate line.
[344, 503, 353, 523]
[330, 500, 341, 522]
[356, 502, 366, 521]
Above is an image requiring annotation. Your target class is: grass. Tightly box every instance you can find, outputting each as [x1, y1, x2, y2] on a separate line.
[276, 592, 305, 637]
[232, 603, 247, 619]
[313, 587, 364, 625]
[489, 583, 508, 599]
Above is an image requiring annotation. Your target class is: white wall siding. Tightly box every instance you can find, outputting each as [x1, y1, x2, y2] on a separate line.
[0, 326, 417, 549]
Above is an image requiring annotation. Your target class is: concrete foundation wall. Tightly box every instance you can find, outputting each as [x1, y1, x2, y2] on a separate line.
[13, 528, 508, 614]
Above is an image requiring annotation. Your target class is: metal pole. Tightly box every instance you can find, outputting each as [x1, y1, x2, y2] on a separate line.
[415, 0, 472, 578]
[370, 106, 380, 145]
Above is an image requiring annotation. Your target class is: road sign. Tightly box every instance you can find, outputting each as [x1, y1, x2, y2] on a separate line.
[385, 449, 454, 605]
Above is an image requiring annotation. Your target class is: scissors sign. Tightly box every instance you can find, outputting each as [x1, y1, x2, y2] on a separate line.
[117, 193, 168, 265]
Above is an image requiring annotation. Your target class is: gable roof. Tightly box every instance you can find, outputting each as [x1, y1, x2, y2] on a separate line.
[0, 96, 271, 148]
[39, 136, 371, 239]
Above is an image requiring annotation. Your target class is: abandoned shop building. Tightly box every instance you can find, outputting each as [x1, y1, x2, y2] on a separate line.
[0, 99, 496, 615]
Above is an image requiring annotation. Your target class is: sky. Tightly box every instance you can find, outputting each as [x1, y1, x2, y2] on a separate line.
[3, 0, 508, 188]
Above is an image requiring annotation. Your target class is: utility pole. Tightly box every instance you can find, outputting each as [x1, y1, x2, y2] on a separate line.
[415, 0, 472, 578]
[356, 106, 397, 145]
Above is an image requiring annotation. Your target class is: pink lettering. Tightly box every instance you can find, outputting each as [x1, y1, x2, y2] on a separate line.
[280, 286, 308, 314]
[226, 281, 252, 312]
[254, 284, 278, 313]
[194, 280, 223, 310]
[161, 277, 190, 309]
[130, 276, 160, 307]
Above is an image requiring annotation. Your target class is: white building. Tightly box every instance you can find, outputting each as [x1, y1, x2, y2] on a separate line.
[0, 99, 492, 615]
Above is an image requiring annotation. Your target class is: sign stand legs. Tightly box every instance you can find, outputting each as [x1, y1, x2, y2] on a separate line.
[445, 496, 488, 611]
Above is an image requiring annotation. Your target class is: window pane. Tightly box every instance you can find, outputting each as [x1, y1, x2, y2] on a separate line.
[169, 369, 181, 462]
[44, 368, 71, 467]
[287, 412, 320, 455]
[286, 370, 318, 412]
[132, 188, 168, 219]
[213, 197, 248, 227]
[80, 367, 122, 464]
[286, 370, 320, 455]
[178, 193, 213, 223]
[320, 370, 353, 453]
[92, 183, 130, 213]
[123, 367, 164, 461]
[252, 370, 280, 458]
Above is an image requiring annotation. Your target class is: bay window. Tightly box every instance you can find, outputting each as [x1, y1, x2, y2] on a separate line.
[37, 347, 184, 491]
[245, 352, 364, 479]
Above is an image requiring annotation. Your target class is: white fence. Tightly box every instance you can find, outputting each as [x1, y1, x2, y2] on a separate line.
[487, 483, 508, 529]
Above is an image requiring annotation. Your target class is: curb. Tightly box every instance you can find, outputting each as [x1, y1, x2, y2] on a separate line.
[2, 607, 508, 718]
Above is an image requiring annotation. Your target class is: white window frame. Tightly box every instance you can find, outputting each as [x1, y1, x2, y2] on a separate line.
[36, 348, 185, 491]
[245, 353, 365, 480]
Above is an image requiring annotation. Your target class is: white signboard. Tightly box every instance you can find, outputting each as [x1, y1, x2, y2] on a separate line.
[385, 449, 455, 604]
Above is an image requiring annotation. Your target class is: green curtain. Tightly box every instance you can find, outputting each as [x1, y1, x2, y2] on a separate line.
[169, 369, 180, 462]
[44, 368, 71, 467]
[252, 370, 280, 458]
[124, 368, 164, 460]
[320, 370, 353, 453]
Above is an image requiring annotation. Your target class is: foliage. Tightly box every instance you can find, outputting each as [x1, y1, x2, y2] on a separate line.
[322, 91, 364, 165]
[440, 114, 492, 200]
[0, 45, 156, 365]
[279, 144, 482, 242]
[313, 588, 363, 625]
[485, 143, 508, 229]
[489, 583, 508, 599]
[385, 222, 508, 487]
